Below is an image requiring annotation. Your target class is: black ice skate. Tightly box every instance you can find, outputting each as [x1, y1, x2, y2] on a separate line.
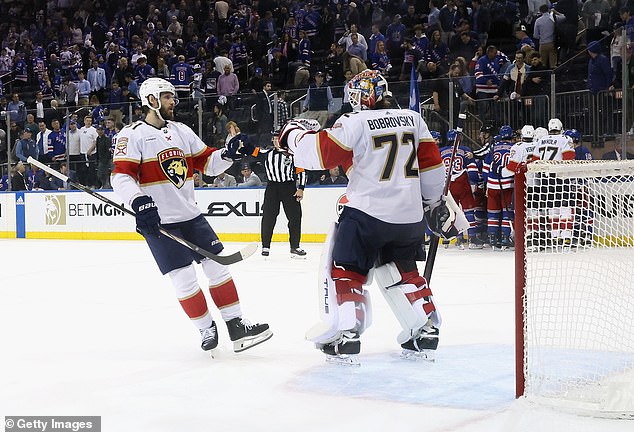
[400, 325, 439, 362]
[261, 247, 270, 257]
[226, 317, 273, 352]
[468, 235, 484, 249]
[319, 331, 361, 366]
[290, 248, 307, 259]
[200, 321, 218, 351]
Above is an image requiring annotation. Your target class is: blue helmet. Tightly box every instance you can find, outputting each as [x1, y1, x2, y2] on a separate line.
[430, 130, 441, 140]
[446, 129, 458, 142]
[564, 129, 581, 143]
[498, 125, 513, 139]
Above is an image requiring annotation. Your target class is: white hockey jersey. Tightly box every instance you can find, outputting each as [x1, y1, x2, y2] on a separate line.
[531, 133, 575, 161]
[503, 140, 536, 175]
[111, 120, 232, 224]
[288, 109, 445, 224]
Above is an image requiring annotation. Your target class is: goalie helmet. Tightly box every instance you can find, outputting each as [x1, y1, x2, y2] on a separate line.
[346, 69, 392, 111]
[548, 117, 563, 133]
[139, 77, 178, 109]
[521, 125, 535, 141]
[564, 129, 581, 143]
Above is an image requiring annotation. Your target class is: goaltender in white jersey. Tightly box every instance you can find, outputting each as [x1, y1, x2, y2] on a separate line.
[278, 70, 460, 364]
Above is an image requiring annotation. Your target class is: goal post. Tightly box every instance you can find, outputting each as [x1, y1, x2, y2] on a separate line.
[515, 160, 634, 418]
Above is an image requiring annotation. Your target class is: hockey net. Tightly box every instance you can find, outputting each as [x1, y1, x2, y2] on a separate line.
[515, 160, 634, 418]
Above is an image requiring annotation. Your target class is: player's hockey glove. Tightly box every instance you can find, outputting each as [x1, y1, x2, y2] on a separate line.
[222, 133, 255, 161]
[131, 195, 161, 238]
[424, 197, 459, 240]
[278, 118, 321, 154]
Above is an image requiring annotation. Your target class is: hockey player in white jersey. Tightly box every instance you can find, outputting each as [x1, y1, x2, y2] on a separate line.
[111, 78, 272, 353]
[531, 118, 575, 162]
[530, 118, 576, 247]
[503, 124, 536, 175]
[278, 70, 459, 363]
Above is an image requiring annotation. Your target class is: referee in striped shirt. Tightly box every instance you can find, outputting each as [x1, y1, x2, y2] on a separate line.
[257, 137, 307, 258]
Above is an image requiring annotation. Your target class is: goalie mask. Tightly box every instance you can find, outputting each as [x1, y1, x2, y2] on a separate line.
[346, 69, 392, 111]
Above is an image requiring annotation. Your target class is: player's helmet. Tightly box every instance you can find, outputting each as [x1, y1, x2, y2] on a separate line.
[139, 77, 178, 109]
[193, 63, 201, 72]
[533, 127, 548, 141]
[346, 69, 392, 111]
[498, 125, 513, 139]
[521, 125, 535, 141]
[548, 118, 563, 133]
[564, 129, 581, 143]
[430, 130, 441, 140]
[446, 129, 458, 142]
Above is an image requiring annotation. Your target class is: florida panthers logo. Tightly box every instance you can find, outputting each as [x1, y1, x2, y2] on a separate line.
[158, 148, 188, 188]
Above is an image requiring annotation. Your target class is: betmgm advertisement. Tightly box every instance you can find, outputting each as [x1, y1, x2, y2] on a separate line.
[26, 192, 138, 239]
[5, 187, 347, 241]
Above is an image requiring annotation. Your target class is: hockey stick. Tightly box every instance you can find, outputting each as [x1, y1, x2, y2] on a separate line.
[27, 157, 258, 265]
[423, 113, 466, 282]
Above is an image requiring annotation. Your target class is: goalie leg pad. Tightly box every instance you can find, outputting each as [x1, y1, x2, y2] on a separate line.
[374, 262, 441, 344]
[306, 223, 372, 345]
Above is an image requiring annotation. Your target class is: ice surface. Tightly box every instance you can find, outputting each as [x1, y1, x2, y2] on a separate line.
[0, 240, 631, 432]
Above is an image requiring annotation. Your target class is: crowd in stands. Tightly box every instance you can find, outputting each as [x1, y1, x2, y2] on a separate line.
[0, 0, 633, 191]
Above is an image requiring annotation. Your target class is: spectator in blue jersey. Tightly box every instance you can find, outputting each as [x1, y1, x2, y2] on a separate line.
[170, 55, 194, 98]
[47, 119, 66, 162]
[413, 24, 429, 53]
[385, 15, 406, 61]
[134, 56, 155, 85]
[425, 30, 450, 72]
[587, 41, 613, 94]
[474, 46, 509, 123]
[371, 41, 392, 77]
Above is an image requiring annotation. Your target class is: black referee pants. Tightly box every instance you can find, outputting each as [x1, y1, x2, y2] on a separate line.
[260, 181, 302, 249]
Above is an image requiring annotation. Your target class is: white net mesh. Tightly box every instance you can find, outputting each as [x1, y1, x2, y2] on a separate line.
[522, 160, 634, 418]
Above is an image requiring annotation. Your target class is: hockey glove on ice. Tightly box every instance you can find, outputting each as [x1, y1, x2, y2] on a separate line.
[131, 195, 161, 238]
[222, 133, 256, 161]
[278, 118, 321, 153]
[424, 197, 459, 240]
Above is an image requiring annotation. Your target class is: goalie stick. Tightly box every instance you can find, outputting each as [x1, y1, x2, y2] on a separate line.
[423, 113, 466, 282]
[27, 157, 257, 265]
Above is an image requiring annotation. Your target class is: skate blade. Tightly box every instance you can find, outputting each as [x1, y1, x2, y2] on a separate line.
[233, 329, 273, 353]
[468, 244, 483, 250]
[325, 354, 360, 366]
[400, 349, 436, 362]
[290, 254, 307, 260]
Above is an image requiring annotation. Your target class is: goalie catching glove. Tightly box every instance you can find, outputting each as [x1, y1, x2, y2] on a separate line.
[424, 197, 459, 240]
[277, 118, 321, 154]
[222, 132, 256, 161]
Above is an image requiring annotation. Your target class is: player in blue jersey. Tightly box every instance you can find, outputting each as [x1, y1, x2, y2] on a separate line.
[564, 129, 593, 160]
[483, 125, 515, 250]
